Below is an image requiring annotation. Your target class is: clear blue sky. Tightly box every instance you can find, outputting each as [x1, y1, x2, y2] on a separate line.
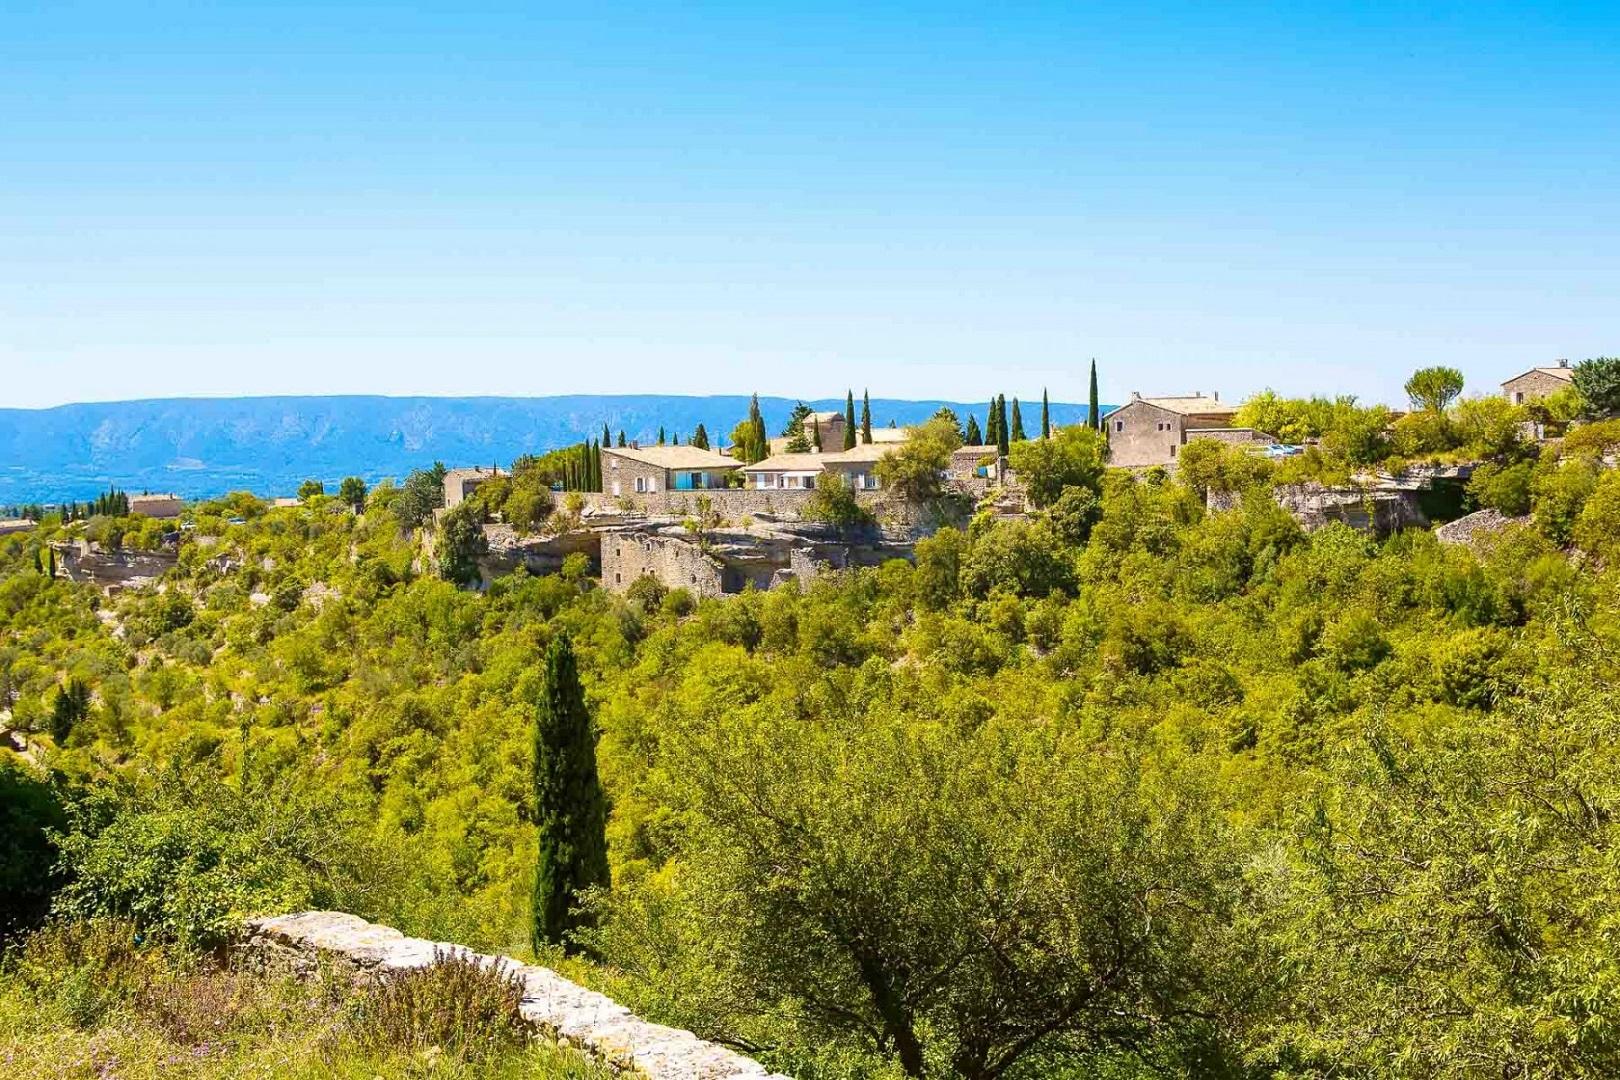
[4, 1, 1616, 410]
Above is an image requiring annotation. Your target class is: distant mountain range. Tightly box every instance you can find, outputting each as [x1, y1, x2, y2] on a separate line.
[0, 394, 1108, 505]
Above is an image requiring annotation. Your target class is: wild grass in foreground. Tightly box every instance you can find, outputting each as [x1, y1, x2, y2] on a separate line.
[0, 920, 614, 1080]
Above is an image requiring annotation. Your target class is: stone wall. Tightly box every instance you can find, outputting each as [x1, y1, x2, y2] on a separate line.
[1208, 483, 1428, 535]
[601, 530, 728, 596]
[244, 911, 785, 1080]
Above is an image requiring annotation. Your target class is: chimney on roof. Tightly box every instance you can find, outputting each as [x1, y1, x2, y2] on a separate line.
[1558, 358, 1570, 367]
[631, 440, 640, 449]
[1131, 391, 1141, 401]
[1213, 391, 1219, 402]
[1194, 391, 1203, 398]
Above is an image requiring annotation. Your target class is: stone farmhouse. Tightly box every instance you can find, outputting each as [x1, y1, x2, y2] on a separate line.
[601, 445, 738, 495]
[442, 466, 506, 510]
[1501, 360, 1574, 405]
[1105, 392, 1273, 468]
[128, 493, 185, 519]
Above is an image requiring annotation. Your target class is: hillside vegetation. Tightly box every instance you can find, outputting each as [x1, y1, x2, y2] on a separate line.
[6, 443, 1620, 1077]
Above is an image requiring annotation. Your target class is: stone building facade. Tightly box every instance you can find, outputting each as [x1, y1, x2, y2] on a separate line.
[442, 467, 505, 510]
[1106, 392, 1272, 468]
[1501, 362, 1574, 405]
[601, 445, 737, 495]
[600, 530, 730, 597]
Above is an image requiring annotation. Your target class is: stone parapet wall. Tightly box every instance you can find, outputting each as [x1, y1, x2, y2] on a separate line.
[245, 911, 786, 1080]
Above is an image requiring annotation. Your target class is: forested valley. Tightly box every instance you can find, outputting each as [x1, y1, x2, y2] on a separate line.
[6, 427, 1620, 1078]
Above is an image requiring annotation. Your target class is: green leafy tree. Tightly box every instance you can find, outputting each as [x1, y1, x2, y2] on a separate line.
[1572, 357, 1620, 419]
[1467, 460, 1534, 517]
[783, 402, 813, 453]
[1403, 366, 1466, 412]
[531, 634, 609, 954]
[396, 462, 448, 529]
[876, 417, 962, 501]
[930, 405, 964, 441]
[338, 476, 368, 512]
[437, 502, 487, 586]
[49, 677, 90, 744]
[1007, 425, 1107, 509]
[297, 479, 325, 501]
[803, 472, 873, 530]
[0, 758, 65, 939]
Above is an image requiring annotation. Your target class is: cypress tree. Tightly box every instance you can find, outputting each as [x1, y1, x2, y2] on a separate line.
[601, 423, 611, 450]
[1041, 389, 1051, 439]
[995, 395, 1010, 455]
[812, 417, 822, 451]
[965, 414, 983, 445]
[1088, 359, 1100, 432]
[843, 391, 857, 450]
[692, 423, 709, 450]
[861, 390, 873, 443]
[658, 426, 666, 446]
[1010, 397, 1026, 442]
[985, 396, 1001, 448]
[747, 394, 767, 463]
[47, 547, 56, 580]
[531, 634, 610, 954]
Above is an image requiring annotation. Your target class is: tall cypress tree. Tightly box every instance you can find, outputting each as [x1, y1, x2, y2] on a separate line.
[995, 395, 1010, 455]
[812, 417, 822, 451]
[965, 414, 983, 445]
[860, 390, 873, 443]
[985, 396, 1000, 448]
[1041, 389, 1051, 439]
[531, 634, 610, 954]
[658, 426, 666, 446]
[1010, 398, 1026, 443]
[1088, 359, 1100, 432]
[692, 423, 710, 450]
[617, 430, 627, 447]
[748, 394, 767, 463]
[843, 391, 857, 450]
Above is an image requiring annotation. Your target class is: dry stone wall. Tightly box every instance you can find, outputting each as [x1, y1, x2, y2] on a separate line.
[245, 911, 787, 1080]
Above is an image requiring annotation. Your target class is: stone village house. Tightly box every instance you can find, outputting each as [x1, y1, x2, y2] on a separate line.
[600, 445, 738, 495]
[1104, 392, 1274, 468]
[1501, 360, 1574, 405]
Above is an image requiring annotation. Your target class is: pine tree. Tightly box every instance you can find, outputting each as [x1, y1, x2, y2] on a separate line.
[1010, 397, 1026, 442]
[692, 423, 710, 450]
[843, 391, 857, 450]
[531, 634, 610, 954]
[1041, 389, 1051, 439]
[861, 390, 873, 443]
[965, 414, 983, 445]
[1088, 359, 1100, 432]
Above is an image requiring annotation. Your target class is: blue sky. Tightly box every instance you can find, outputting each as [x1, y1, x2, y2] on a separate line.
[4, 1, 1617, 409]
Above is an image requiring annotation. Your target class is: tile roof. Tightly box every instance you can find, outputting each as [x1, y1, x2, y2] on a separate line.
[1502, 365, 1575, 384]
[746, 452, 832, 472]
[603, 445, 739, 470]
[1128, 395, 1238, 416]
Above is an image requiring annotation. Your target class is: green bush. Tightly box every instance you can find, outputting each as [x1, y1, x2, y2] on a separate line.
[351, 949, 529, 1062]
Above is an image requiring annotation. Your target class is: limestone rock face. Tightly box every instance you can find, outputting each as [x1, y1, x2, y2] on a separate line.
[246, 911, 787, 1080]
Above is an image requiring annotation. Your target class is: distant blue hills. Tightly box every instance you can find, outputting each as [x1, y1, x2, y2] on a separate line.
[0, 394, 1108, 505]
